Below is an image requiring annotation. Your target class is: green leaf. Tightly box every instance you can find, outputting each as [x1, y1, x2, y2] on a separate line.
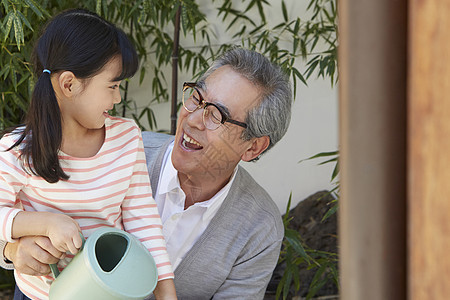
[323, 5, 335, 24]
[0, 64, 10, 79]
[322, 202, 338, 221]
[28, 76, 34, 99]
[96, 0, 102, 15]
[305, 58, 319, 78]
[329, 260, 339, 287]
[282, 268, 292, 299]
[292, 72, 297, 100]
[146, 106, 157, 130]
[292, 37, 299, 54]
[302, 151, 339, 161]
[256, 0, 266, 24]
[316, 157, 337, 166]
[131, 113, 145, 131]
[300, 38, 307, 59]
[249, 23, 265, 35]
[17, 11, 33, 31]
[1, 0, 9, 13]
[244, 0, 256, 13]
[331, 160, 339, 181]
[284, 192, 292, 217]
[293, 18, 300, 35]
[11, 93, 28, 112]
[310, 35, 319, 52]
[13, 12, 24, 50]
[139, 66, 146, 84]
[275, 268, 287, 300]
[281, 0, 288, 22]
[292, 262, 300, 290]
[187, 7, 197, 40]
[285, 229, 310, 262]
[292, 67, 307, 86]
[23, 0, 45, 19]
[306, 264, 328, 299]
[3, 11, 14, 42]
[16, 70, 30, 87]
[10, 68, 18, 90]
[181, 4, 188, 35]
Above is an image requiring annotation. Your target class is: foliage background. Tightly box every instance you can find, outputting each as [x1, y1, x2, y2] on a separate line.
[0, 0, 337, 298]
[0, 0, 337, 131]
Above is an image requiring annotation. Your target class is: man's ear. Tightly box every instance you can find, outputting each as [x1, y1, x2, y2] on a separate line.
[241, 136, 270, 162]
[56, 71, 78, 98]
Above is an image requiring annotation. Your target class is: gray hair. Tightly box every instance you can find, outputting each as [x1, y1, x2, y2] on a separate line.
[199, 47, 293, 160]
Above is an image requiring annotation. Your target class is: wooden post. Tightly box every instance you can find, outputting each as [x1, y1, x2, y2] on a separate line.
[170, 5, 182, 135]
[409, 1, 450, 298]
[339, 0, 407, 299]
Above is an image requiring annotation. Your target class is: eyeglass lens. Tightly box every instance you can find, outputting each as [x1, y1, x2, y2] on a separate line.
[183, 87, 223, 130]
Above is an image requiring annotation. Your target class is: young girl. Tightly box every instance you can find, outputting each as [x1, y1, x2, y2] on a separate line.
[0, 9, 176, 299]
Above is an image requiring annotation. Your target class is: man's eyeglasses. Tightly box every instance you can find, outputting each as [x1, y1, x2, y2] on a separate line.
[182, 82, 248, 130]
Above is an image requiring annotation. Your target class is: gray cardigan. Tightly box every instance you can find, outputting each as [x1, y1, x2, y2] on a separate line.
[143, 132, 283, 299]
[1, 131, 284, 299]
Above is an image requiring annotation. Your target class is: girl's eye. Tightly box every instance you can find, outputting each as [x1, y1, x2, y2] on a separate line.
[110, 84, 119, 90]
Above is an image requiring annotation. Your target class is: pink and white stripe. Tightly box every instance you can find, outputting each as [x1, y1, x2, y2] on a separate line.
[0, 116, 173, 299]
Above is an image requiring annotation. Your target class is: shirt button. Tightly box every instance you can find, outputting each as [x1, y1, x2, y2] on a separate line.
[171, 214, 179, 221]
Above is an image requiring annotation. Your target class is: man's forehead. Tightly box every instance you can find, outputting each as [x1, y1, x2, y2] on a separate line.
[196, 79, 231, 115]
[198, 65, 260, 113]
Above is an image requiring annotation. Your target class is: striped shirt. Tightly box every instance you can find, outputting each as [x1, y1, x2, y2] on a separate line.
[0, 116, 173, 300]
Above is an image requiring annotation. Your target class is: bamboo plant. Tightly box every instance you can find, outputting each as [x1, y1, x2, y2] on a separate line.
[0, 0, 338, 298]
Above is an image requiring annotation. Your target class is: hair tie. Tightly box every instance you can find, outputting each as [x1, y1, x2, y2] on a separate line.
[43, 69, 51, 74]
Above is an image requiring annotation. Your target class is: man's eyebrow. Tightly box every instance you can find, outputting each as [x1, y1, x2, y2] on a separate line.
[196, 80, 231, 117]
[215, 102, 231, 117]
[196, 80, 206, 90]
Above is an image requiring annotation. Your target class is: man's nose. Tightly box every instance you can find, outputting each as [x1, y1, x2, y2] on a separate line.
[186, 106, 206, 130]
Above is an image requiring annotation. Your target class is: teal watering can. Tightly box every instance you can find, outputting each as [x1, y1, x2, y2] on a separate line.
[49, 227, 158, 299]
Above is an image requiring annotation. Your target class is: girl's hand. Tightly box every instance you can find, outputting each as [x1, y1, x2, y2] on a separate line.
[45, 213, 83, 255]
[153, 278, 177, 300]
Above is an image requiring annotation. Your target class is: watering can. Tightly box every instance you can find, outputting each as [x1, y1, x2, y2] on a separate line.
[49, 227, 158, 299]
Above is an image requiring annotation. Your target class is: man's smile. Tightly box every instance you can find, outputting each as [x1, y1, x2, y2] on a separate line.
[182, 133, 203, 150]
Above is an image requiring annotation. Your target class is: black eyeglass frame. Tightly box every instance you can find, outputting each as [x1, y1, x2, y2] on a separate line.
[182, 82, 248, 129]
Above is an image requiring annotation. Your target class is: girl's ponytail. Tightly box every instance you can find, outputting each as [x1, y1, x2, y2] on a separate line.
[29, 70, 68, 182]
[10, 69, 68, 183]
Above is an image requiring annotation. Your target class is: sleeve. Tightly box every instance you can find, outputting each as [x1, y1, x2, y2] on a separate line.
[121, 131, 174, 281]
[0, 239, 14, 270]
[0, 137, 26, 242]
[212, 237, 283, 299]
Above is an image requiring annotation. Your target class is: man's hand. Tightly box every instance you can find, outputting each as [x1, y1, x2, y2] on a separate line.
[4, 236, 64, 276]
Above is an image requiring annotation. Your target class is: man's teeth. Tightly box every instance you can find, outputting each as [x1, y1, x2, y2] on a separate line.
[183, 133, 201, 147]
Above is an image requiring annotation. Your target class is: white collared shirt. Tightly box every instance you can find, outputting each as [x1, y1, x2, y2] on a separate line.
[154, 142, 237, 269]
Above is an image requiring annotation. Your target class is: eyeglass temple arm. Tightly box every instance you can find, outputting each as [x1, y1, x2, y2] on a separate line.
[225, 119, 247, 128]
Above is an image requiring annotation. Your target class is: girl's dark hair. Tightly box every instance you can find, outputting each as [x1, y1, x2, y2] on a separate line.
[8, 9, 138, 183]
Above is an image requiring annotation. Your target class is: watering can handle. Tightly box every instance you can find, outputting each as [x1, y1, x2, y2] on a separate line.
[50, 232, 85, 279]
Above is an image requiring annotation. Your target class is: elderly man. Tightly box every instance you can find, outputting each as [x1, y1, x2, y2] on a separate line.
[1, 48, 292, 298]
